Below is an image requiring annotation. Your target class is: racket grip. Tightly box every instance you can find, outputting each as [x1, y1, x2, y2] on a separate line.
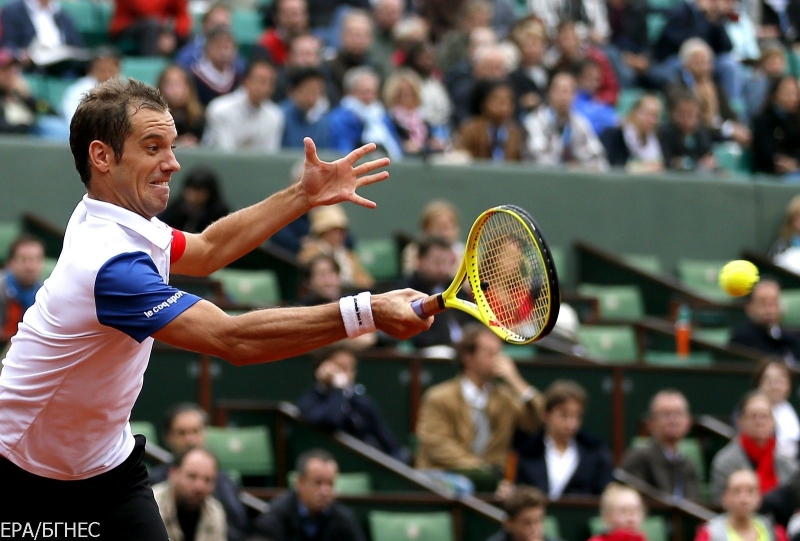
[411, 294, 446, 318]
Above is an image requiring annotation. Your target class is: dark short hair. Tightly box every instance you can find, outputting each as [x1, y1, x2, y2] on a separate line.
[469, 78, 513, 116]
[244, 58, 276, 80]
[171, 446, 219, 470]
[417, 235, 452, 259]
[70, 78, 168, 186]
[544, 380, 587, 412]
[91, 46, 121, 64]
[669, 90, 699, 111]
[296, 448, 336, 477]
[455, 323, 495, 370]
[302, 254, 341, 284]
[7, 233, 43, 261]
[162, 402, 209, 439]
[311, 343, 357, 369]
[547, 70, 575, 93]
[504, 485, 546, 519]
[206, 25, 234, 47]
[287, 66, 325, 90]
[573, 58, 600, 79]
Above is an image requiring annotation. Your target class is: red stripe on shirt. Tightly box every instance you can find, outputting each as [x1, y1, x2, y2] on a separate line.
[170, 229, 187, 263]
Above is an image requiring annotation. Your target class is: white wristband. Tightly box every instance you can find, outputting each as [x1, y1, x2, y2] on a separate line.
[339, 292, 376, 338]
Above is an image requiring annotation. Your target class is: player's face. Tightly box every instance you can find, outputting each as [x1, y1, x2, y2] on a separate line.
[8, 241, 44, 288]
[106, 108, 180, 220]
[544, 399, 583, 443]
[166, 410, 207, 454]
[723, 471, 761, 518]
[170, 451, 217, 510]
[505, 506, 545, 541]
[296, 458, 337, 514]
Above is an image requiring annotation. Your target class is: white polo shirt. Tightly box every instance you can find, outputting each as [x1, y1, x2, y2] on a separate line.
[0, 196, 201, 480]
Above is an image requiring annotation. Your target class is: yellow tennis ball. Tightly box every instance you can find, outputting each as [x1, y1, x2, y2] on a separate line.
[718, 260, 760, 297]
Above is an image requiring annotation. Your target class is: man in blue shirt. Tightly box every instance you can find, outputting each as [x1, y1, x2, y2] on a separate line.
[282, 67, 332, 149]
[0, 233, 44, 341]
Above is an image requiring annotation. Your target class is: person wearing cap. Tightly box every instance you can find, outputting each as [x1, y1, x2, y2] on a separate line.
[61, 47, 121, 121]
[298, 204, 374, 290]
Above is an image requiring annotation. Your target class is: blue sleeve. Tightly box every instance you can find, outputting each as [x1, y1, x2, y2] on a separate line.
[94, 251, 201, 342]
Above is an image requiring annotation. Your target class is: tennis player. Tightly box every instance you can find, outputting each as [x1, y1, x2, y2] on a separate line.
[0, 79, 432, 538]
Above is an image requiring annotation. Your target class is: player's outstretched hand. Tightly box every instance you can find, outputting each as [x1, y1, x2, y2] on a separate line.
[300, 137, 390, 209]
[372, 289, 434, 340]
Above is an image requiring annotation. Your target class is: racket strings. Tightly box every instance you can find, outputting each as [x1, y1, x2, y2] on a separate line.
[476, 212, 551, 339]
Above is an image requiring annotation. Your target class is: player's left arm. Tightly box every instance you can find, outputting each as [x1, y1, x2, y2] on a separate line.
[170, 139, 390, 277]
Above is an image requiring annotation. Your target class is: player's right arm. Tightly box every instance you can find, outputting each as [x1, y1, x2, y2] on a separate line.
[152, 289, 432, 365]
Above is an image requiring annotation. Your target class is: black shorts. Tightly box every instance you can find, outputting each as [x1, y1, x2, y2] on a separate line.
[0, 435, 169, 541]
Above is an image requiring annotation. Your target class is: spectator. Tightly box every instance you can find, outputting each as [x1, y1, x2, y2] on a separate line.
[402, 41, 453, 133]
[153, 447, 227, 541]
[527, 0, 610, 44]
[601, 95, 664, 172]
[298, 204, 374, 290]
[743, 46, 787, 122]
[158, 167, 230, 234]
[729, 280, 800, 366]
[0, 0, 83, 68]
[573, 59, 619, 138]
[384, 68, 444, 156]
[110, 0, 190, 57]
[651, 0, 740, 101]
[658, 91, 717, 173]
[296, 346, 406, 460]
[444, 25, 497, 115]
[435, 0, 493, 72]
[190, 27, 241, 107]
[619, 389, 701, 500]
[588, 483, 649, 541]
[299, 254, 342, 306]
[326, 10, 375, 99]
[752, 75, 800, 178]
[604, 0, 652, 89]
[457, 79, 524, 161]
[0, 234, 44, 342]
[281, 67, 331, 149]
[401, 199, 464, 276]
[149, 404, 247, 541]
[327, 67, 403, 160]
[710, 391, 798, 502]
[271, 34, 337, 105]
[696, 469, 788, 541]
[371, 0, 405, 75]
[743, 0, 800, 45]
[514, 380, 614, 498]
[385, 15, 431, 79]
[252, 449, 367, 541]
[203, 59, 284, 152]
[720, 0, 760, 64]
[415, 324, 543, 492]
[525, 71, 609, 171]
[545, 21, 618, 105]
[405, 236, 467, 349]
[175, 4, 246, 74]
[61, 47, 121, 122]
[508, 17, 549, 116]
[158, 65, 206, 147]
[666, 39, 751, 147]
[258, 0, 309, 67]
[769, 196, 800, 271]
[756, 361, 800, 460]
[449, 43, 513, 128]
[487, 485, 560, 541]
[763, 469, 800, 528]
[0, 49, 40, 135]
[305, 0, 371, 34]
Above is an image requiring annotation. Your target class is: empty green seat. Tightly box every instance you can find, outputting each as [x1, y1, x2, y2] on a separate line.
[578, 284, 645, 322]
[623, 253, 662, 274]
[289, 471, 372, 495]
[647, 12, 667, 43]
[205, 425, 274, 478]
[577, 325, 638, 363]
[644, 350, 713, 367]
[692, 327, 731, 346]
[544, 516, 560, 540]
[122, 57, 170, 86]
[676, 259, 729, 300]
[213, 268, 280, 307]
[356, 238, 399, 281]
[503, 343, 536, 360]
[550, 246, 567, 285]
[781, 290, 800, 326]
[130, 420, 159, 444]
[369, 511, 454, 541]
[0, 222, 21, 262]
[232, 9, 263, 46]
[38, 77, 73, 111]
[589, 516, 667, 541]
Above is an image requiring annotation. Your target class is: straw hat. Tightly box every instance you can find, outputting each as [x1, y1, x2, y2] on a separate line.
[310, 205, 349, 235]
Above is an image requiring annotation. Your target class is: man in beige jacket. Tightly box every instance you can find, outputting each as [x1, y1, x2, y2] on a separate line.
[415, 323, 544, 491]
[153, 447, 227, 541]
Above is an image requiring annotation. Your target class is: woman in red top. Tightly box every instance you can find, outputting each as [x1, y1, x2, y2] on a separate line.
[110, 0, 191, 56]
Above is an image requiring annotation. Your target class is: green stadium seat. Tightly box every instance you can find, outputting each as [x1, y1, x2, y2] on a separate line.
[692, 327, 731, 346]
[121, 57, 170, 86]
[647, 13, 667, 43]
[577, 284, 645, 322]
[648, 0, 682, 10]
[60, 1, 97, 36]
[713, 143, 750, 176]
[41, 257, 58, 280]
[577, 325, 638, 363]
[503, 343, 536, 360]
[356, 238, 399, 281]
[781, 290, 800, 326]
[616, 89, 645, 116]
[289, 471, 372, 495]
[676, 259, 729, 300]
[213, 268, 280, 307]
[130, 420, 159, 444]
[232, 9, 263, 54]
[40, 77, 74, 110]
[589, 516, 667, 541]
[644, 350, 713, 367]
[544, 516, 561, 540]
[369, 511, 455, 541]
[550, 246, 567, 284]
[622, 253, 662, 274]
[0, 222, 21, 263]
[205, 425, 274, 478]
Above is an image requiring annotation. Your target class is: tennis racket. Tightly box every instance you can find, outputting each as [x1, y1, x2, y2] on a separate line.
[411, 205, 560, 345]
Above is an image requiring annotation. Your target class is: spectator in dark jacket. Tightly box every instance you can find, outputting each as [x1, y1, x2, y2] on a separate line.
[0, 0, 83, 66]
[514, 380, 614, 498]
[604, 0, 653, 88]
[601, 94, 665, 172]
[751, 75, 800, 178]
[296, 346, 407, 461]
[281, 67, 331, 149]
[508, 17, 549, 116]
[158, 167, 230, 234]
[658, 90, 717, 172]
